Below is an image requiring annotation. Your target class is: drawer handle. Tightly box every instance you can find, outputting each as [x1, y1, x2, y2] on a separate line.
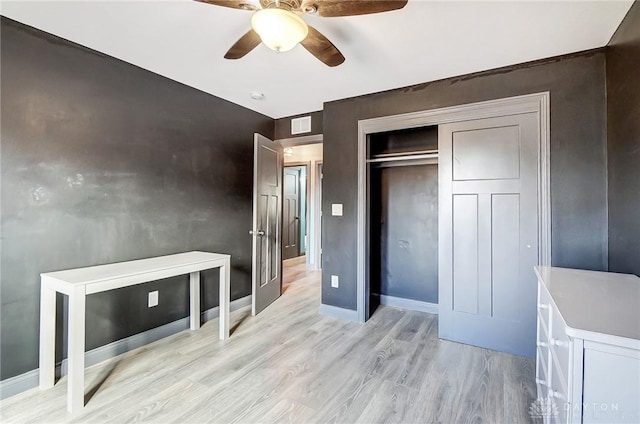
[535, 378, 548, 386]
[537, 303, 549, 310]
[537, 341, 548, 348]
[550, 338, 568, 348]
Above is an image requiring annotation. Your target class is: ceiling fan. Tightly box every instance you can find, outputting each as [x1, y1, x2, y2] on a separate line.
[196, 0, 408, 67]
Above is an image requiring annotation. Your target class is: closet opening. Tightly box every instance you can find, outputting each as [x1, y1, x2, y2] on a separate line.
[367, 125, 439, 318]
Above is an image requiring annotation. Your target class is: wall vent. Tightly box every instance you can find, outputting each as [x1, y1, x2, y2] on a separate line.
[291, 116, 312, 135]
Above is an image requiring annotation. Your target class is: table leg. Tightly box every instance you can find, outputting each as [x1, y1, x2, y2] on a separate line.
[39, 282, 56, 389]
[189, 271, 201, 330]
[219, 258, 230, 340]
[67, 286, 86, 413]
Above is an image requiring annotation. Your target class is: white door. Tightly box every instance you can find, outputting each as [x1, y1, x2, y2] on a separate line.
[251, 133, 283, 315]
[438, 113, 539, 358]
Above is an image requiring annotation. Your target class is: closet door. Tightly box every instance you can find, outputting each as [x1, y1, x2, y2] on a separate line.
[438, 113, 538, 358]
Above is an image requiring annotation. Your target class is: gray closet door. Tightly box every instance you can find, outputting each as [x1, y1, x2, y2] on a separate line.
[438, 113, 538, 358]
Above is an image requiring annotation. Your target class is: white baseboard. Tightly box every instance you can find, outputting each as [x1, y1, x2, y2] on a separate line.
[379, 294, 439, 314]
[0, 295, 251, 400]
[319, 303, 359, 322]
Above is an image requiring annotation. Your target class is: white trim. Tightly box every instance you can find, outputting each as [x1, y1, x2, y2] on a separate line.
[379, 295, 439, 315]
[314, 161, 323, 270]
[251, 134, 262, 316]
[278, 141, 324, 271]
[0, 295, 251, 400]
[538, 94, 552, 268]
[278, 134, 323, 147]
[357, 92, 552, 323]
[318, 304, 359, 322]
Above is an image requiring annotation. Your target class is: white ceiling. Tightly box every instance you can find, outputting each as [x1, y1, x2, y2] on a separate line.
[1, 0, 633, 118]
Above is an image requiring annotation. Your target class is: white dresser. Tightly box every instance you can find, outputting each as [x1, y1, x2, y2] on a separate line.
[535, 266, 640, 424]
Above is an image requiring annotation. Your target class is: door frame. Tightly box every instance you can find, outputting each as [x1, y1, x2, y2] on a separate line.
[356, 92, 551, 323]
[315, 161, 323, 270]
[277, 134, 324, 269]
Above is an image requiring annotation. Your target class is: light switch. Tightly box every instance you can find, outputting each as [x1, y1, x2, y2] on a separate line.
[148, 291, 158, 308]
[331, 204, 343, 216]
[331, 275, 339, 288]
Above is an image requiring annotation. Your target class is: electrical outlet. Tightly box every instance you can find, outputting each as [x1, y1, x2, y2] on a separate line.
[148, 291, 158, 307]
[331, 204, 343, 216]
[331, 275, 339, 288]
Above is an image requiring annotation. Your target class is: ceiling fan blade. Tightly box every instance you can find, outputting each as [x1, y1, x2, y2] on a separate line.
[300, 25, 345, 67]
[195, 0, 258, 11]
[301, 0, 407, 17]
[224, 30, 262, 59]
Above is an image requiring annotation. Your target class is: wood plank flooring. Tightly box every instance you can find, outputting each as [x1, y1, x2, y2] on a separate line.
[1, 259, 536, 423]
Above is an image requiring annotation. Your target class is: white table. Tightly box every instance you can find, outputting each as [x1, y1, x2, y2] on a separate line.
[39, 251, 231, 413]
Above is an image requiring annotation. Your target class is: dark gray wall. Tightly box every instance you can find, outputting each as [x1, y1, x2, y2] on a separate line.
[275, 110, 323, 139]
[322, 51, 608, 310]
[371, 165, 438, 303]
[369, 126, 439, 304]
[606, 1, 640, 277]
[0, 18, 273, 380]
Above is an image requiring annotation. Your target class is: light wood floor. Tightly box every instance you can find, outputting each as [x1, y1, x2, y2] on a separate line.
[1, 260, 536, 423]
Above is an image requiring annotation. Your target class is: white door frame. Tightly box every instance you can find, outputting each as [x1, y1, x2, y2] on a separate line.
[278, 134, 323, 269]
[315, 161, 323, 271]
[356, 92, 551, 323]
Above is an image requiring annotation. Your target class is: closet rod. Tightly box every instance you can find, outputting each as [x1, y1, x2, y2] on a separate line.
[371, 149, 438, 159]
[366, 153, 438, 164]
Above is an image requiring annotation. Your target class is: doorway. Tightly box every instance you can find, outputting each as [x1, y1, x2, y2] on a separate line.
[281, 142, 323, 269]
[368, 126, 439, 316]
[281, 141, 323, 289]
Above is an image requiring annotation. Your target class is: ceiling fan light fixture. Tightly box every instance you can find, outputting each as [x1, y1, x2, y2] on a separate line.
[250, 8, 308, 53]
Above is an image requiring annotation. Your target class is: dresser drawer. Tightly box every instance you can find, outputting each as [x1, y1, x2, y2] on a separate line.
[550, 352, 570, 424]
[537, 282, 552, 336]
[536, 344, 550, 399]
[549, 303, 571, 385]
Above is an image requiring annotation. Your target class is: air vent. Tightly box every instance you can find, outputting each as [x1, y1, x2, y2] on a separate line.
[291, 116, 312, 135]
